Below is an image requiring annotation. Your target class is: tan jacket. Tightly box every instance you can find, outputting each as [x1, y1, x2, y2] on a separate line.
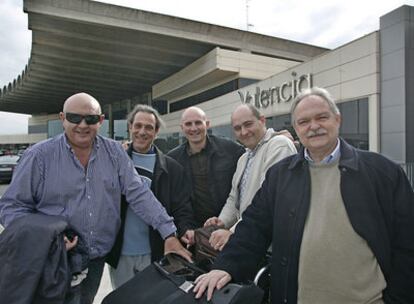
[219, 129, 297, 231]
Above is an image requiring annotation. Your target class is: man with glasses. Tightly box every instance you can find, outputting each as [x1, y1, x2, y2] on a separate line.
[0, 93, 189, 304]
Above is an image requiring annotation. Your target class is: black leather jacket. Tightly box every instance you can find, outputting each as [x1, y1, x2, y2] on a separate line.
[107, 145, 196, 267]
[168, 135, 245, 226]
[214, 139, 414, 304]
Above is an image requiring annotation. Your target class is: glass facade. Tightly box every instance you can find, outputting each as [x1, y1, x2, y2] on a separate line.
[168, 78, 258, 113]
[45, 98, 369, 153]
[48, 119, 64, 138]
[114, 119, 128, 141]
[158, 98, 369, 152]
[47, 119, 110, 138]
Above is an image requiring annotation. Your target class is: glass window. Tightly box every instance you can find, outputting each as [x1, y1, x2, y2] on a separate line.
[48, 120, 63, 138]
[114, 119, 128, 141]
[158, 98, 369, 152]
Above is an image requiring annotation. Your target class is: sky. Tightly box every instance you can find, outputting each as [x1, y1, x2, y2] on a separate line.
[1, 0, 413, 134]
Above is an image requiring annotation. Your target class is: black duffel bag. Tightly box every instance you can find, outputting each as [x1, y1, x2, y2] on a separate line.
[102, 253, 264, 304]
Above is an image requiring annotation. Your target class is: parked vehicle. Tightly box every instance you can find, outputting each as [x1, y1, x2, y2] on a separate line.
[0, 155, 20, 183]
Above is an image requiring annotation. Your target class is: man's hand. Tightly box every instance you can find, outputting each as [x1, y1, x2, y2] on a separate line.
[193, 270, 232, 301]
[164, 236, 193, 262]
[204, 216, 224, 228]
[181, 229, 195, 246]
[209, 229, 232, 251]
[121, 141, 131, 151]
[64, 235, 78, 251]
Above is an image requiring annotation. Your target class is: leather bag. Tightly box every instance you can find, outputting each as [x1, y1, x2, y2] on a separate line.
[193, 225, 220, 263]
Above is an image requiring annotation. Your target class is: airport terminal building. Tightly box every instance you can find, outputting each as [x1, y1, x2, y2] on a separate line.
[0, 0, 413, 175]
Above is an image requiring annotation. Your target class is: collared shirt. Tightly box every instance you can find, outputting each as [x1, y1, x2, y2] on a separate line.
[188, 146, 214, 226]
[304, 139, 341, 165]
[0, 134, 175, 259]
[237, 130, 267, 209]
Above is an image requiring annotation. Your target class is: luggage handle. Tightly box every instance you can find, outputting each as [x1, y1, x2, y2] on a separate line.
[154, 254, 201, 293]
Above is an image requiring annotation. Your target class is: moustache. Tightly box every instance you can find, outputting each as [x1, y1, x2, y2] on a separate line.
[306, 129, 327, 138]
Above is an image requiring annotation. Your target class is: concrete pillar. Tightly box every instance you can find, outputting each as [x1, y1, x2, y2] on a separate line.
[380, 5, 414, 163]
[107, 103, 114, 139]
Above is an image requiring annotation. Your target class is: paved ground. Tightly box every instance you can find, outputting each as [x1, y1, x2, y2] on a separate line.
[0, 183, 113, 303]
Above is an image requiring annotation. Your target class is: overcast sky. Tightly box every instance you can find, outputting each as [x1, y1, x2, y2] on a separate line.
[1, 0, 413, 134]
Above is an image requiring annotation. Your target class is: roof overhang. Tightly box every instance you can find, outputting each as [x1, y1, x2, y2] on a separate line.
[0, 0, 328, 115]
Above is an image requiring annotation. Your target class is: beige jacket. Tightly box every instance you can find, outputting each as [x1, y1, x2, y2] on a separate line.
[219, 129, 297, 231]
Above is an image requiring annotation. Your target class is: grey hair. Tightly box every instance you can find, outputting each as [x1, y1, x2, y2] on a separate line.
[127, 104, 165, 130]
[291, 87, 340, 124]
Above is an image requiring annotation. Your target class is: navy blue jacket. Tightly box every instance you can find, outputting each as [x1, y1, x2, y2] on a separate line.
[213, 139, 414, 304]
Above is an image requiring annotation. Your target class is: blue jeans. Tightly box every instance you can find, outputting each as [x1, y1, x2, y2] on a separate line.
[66, 257, 105, 304]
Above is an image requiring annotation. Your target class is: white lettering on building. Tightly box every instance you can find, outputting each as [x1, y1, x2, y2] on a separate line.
[238, 73, 312, 108]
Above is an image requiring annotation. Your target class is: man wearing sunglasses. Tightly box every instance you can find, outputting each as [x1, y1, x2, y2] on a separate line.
[0, 93, 189, 304]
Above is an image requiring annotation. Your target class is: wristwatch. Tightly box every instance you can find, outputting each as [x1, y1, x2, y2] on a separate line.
[164, 231, 177, 240]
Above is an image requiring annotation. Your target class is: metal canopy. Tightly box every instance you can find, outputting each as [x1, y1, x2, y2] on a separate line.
[0, 0, 327, 115]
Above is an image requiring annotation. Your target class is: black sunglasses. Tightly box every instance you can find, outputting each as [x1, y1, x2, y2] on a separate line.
[65, 112, 102, 125]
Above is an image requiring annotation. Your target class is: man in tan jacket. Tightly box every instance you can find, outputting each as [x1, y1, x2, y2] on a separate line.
[204, 103, 296, 250]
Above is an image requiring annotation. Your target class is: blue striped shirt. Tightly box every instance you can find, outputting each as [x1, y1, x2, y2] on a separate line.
[0, 134, 175, 259]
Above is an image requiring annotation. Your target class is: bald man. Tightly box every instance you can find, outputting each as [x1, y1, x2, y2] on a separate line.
[204, 104, 297, 251]
[0, 93, 190, 304]
[168, 107, 245, 228]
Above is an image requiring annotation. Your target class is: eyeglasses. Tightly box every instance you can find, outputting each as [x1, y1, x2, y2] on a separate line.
[65, 112, 102, 125]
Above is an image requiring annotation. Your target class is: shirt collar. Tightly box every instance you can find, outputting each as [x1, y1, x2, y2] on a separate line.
[186, 136, 209, 156]
[132, 144, 156, 155]
[246, 136, 266, 157]
[304, 139, 341, 164]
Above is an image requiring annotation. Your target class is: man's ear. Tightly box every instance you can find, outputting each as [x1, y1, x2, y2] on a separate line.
[206, 120, 210, 128]
[59, 112, 65, 122]
[259, 115, 266, 124]
[335, 114, 342, 125]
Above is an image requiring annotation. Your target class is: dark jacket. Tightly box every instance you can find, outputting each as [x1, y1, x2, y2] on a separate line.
[213, 139, 414, 304]
[107, 145, 196, 267]
[0, 213, 88, 304]
[167, 135, 245, 226]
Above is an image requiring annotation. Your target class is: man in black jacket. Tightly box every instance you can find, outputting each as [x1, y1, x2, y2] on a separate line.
[193, 87, 414, 303]
[168, 106, 245, 231]
[106, 105, 196, 289]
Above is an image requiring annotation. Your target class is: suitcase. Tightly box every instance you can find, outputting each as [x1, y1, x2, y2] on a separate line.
[102, 253, 264, 304]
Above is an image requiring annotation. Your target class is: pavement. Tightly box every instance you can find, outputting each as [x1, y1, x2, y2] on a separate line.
[0, 183, 113, 303]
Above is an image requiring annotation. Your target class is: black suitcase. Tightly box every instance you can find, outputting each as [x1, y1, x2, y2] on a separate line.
[102, 253, 264, 304]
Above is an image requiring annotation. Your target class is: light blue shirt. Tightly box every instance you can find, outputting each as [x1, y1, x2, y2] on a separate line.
[0, 134, 175, 259]
[122, 151, 157, 255]
[304, 139, 341, 165]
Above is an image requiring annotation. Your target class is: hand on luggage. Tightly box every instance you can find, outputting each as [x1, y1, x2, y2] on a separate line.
[193, 270, 232, 301]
